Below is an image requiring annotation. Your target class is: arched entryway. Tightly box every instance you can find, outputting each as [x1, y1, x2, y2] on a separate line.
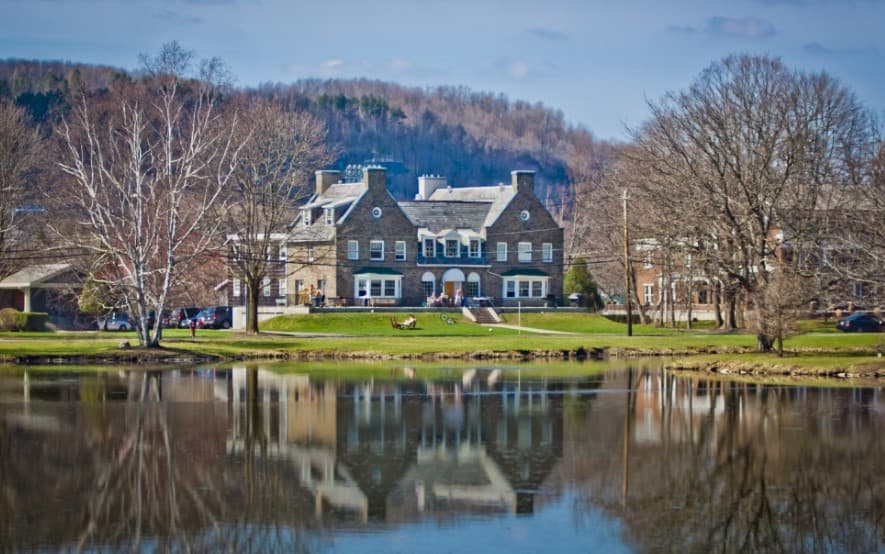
[440, 268, 465, 299]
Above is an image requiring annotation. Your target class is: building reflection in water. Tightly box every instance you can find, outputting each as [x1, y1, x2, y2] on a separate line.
[0, 365, 882, 552]
[224, 366, 566, 523]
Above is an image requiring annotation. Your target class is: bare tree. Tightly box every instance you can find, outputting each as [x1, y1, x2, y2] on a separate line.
[0, 100, 44, 277]
[623, 55, 878, 352]
[223, 101, 332, 334]
[56, 42, 245, 347]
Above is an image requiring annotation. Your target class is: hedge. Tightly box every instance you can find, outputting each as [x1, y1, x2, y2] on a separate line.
[0, 308, 49, 331]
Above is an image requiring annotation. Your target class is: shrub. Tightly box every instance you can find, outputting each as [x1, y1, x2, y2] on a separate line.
[0, 308, 48, 331]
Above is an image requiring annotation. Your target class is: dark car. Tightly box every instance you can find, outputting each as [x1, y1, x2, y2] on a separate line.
[836, 312, 884, 333]
[195, 306, 232, 329]
[164, 307, 201, 328]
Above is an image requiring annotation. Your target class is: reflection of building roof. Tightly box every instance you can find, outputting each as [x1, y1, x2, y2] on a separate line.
[0, 264, 78, 289]
[398, 201, 492, 233]
[386, 444, 516, 520]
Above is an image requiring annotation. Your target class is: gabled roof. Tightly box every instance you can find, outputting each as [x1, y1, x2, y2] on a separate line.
[427, 184, 517, 227]
[398, 201, 492, 233]
[305, 182, 367, 208]
[0, 264, 76, 288]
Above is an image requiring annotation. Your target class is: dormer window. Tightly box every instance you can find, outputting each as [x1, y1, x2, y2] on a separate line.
[302, 209, 312, 227]
[469, 239, 481, 258]
[324, 208, 335, 225]
[445, 239, 459, 258]
[423, 238, 436, 258]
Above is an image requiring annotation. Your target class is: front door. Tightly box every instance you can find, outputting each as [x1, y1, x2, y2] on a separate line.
[444, 281, 455, 299]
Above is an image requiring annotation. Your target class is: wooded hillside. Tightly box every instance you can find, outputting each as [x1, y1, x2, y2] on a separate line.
[0, 59, 614, 202]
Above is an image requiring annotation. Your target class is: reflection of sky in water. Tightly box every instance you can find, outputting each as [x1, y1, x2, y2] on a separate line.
[326, 493, 629, 554]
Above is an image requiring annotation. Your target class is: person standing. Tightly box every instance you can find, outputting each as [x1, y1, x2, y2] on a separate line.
[455, 288, 465, 307]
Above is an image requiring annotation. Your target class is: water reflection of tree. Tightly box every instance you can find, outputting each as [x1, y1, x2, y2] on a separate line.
[570, 373, 884, 553]
[76, 369, 319, 553]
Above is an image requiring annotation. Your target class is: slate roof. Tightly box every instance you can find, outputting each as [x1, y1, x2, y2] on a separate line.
[427, 185, 517, 227]
[288, 225, 336, 242]
[398, 201, 492, 233]
[304, 182, 367, 209]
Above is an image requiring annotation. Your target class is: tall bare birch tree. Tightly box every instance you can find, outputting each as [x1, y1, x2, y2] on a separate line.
[223, 100, 332, 334]
[56, 42, 245, 347]
[624, 54, 877, 352]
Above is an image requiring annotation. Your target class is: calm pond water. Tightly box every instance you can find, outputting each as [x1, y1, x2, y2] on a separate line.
[0, 362, 882, 553]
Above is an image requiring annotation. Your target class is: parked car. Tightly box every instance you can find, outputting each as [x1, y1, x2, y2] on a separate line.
[195, 306, 233, 329]
[164, 307, 201, 328]
[836, 313, 884, 333]
[98, 312, 133, 331]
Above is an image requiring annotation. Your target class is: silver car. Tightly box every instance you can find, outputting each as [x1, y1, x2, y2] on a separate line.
[98, 312, 133, 331]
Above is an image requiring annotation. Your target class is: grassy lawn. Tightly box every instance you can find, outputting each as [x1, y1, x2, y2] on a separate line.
[262, 311, 523, 336]
[0, 313, 882, 369]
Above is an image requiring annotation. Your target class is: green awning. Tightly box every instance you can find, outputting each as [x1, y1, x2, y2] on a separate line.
[353, 267, 403, 276]
[499, 268, 549, 277]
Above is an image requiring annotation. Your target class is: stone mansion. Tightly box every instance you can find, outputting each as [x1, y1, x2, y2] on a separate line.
[225, 167, 563, 308]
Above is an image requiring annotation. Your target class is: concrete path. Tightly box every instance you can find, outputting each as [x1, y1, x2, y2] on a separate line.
[484, 324, 577, 335]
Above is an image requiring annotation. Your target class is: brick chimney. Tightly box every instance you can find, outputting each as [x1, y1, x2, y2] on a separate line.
[363, 166, 387, 191]
[511, 170, 535, 194]
[315, 170, 341, 196]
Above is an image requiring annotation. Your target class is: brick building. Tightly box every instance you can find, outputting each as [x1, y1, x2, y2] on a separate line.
[226, 167, 563, 308]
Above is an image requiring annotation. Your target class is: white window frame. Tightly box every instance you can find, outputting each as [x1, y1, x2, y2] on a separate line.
[469, 239, 481, 258]
[643, 283, 654, 305]
[302, 209, 312, 227]
[503, 277, 548, 298]
[370, 240, 384, 261]
[496, 242, 507, 262]
[279, 243, 287, 262]
[354, 275, 402, 299]
[324, 208, 335, 225]
[542, 242, 553, 263]
[233, 278, 241, 297]
[347, 240, 359, 261]
[278, 278, 287, 297]
[395, 240, 407, 261]
[307, 245, 314, 262]
[445, 238, 459, 258]
[518, 242, 532, 263]
[423, 238, 436, 258]
[263, 276, 271, 297]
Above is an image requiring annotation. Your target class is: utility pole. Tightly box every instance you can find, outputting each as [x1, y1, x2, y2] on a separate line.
[622, 190, 633, 337]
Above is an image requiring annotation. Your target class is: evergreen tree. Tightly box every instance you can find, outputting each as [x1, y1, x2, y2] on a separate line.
[563, 257, 602, 310]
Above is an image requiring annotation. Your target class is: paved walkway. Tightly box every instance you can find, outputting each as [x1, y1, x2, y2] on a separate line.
[485, 324, 577, 335]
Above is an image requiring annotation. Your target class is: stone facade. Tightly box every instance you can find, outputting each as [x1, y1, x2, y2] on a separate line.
[226, 167, 564, 308]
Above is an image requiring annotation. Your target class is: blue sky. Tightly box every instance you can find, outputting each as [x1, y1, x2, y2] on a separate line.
[1, 0, 883, 141]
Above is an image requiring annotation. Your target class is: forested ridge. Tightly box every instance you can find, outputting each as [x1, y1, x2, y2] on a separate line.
[0, 59, 610, 201]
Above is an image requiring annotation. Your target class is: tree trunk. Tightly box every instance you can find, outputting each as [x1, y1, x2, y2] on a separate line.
[246, 280, 261, 335]
[713, 281, 724, 328]
[756, 332, 774, 353]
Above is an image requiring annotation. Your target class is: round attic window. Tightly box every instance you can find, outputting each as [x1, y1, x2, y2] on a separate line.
[372, 206, 383, 218]
[520, 210, 530, 222]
